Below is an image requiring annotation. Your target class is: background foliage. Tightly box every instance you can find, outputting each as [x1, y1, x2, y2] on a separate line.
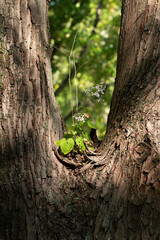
[49, 0, 121, 139]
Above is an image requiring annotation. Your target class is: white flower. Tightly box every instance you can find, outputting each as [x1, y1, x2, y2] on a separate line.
[84, 83, 106, 102]
[74, 113, 86, 122]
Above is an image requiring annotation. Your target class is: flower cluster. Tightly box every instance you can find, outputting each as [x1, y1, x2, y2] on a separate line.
[84, 82, 106, 102]
[74, 113, 87, 123]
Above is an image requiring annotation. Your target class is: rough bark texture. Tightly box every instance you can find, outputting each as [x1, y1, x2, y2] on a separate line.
[0, 0, 160, 239]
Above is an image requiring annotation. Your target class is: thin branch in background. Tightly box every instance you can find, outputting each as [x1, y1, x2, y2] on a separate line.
[77, 60, 91, 72]
[53, 45, 70, 57]
[73, 58, 78, 113]
[68, 59, 74, 123]
[70, 30, 78, 57]
[53, 32, 79, 124]
[92, 0, 103, 34]
[54, 0, 104, 97]
[51, 41, 61, 58]
[70, 31, 78, 113]
[68, 30, 78, 124]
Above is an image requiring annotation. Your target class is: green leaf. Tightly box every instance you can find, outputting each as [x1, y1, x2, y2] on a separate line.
[72, 130, 77, 135]
[75, 136, 86, 151]
[87, 120, 96, 129]
[56, 140, 61, 147]
[60, 138, 74, 155]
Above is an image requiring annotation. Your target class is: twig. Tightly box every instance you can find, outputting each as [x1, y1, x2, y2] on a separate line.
[77, 60, 91, 72]
[53, 45, 70, 57]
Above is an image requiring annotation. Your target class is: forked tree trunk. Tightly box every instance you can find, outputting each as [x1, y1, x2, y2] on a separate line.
[0, 0, 160, 239]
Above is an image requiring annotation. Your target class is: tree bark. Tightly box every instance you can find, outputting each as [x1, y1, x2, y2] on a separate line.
[0, 0, 160, 239]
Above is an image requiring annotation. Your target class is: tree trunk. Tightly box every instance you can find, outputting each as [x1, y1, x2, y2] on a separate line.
[0, 0, 160, 239]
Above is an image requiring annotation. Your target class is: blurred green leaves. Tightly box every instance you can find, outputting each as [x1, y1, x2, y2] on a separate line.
[49, 0, 121, 138]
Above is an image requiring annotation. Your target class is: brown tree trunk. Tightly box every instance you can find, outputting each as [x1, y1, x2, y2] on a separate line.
[0, 0, 160, 239]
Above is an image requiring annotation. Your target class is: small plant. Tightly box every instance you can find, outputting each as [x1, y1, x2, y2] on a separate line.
[56, 113, 97, 155]
[55, 32, 105, 155]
